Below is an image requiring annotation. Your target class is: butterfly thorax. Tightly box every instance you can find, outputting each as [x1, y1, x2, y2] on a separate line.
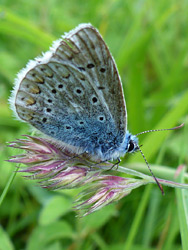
[95, 131, 139, 161]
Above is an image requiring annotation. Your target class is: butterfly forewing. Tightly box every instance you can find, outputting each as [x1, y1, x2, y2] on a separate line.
[13, 24, 127, 160]
[61, 25, 127, 133]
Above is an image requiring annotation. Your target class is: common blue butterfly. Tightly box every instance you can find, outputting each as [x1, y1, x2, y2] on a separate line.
[10, 23, 183, 191]
[10, 23, 139, 161]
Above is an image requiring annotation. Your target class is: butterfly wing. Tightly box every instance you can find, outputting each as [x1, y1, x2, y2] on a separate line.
[11, 23, 127, 160]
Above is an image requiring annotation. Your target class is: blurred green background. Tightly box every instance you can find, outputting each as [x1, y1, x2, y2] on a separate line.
[0, 0, 188, 249]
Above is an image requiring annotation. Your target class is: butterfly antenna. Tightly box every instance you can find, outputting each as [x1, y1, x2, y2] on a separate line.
[137, 145, 164, 195]
[135, 123, 184, 136]
[135, 123, 184, 194]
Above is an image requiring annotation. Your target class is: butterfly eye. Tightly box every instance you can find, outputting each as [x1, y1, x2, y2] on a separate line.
[127, 140, 135, 152]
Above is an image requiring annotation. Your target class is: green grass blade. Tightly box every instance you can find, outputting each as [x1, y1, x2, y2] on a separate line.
[175, 166, 188, 250]
[124, 185, 152, 250]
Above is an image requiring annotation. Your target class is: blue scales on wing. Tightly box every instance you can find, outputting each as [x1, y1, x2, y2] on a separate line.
[13, 24, 127, 161]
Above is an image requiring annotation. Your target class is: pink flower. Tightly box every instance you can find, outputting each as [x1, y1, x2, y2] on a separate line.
[8, 135, 188, 216]
[75, 175, 148, 216]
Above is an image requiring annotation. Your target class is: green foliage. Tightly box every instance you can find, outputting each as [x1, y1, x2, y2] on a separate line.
[0, 0, 188, 249]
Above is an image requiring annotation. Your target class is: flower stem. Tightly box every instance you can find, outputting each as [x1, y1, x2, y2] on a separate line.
[0, 167, 18, 208]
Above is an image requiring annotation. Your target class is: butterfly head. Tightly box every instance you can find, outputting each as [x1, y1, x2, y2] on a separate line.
[125, 132, 139, 154]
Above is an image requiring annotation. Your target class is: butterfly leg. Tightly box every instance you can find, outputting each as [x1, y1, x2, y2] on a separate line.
[109, 157, 121, 171]
[90, 157, 121, 171]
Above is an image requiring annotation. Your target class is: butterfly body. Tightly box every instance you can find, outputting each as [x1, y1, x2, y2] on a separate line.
[10, 23, 139, 161]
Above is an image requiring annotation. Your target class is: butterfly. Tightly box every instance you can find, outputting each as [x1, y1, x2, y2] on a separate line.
[10, 23, 140, 163]
[10, 23, 182, 191]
